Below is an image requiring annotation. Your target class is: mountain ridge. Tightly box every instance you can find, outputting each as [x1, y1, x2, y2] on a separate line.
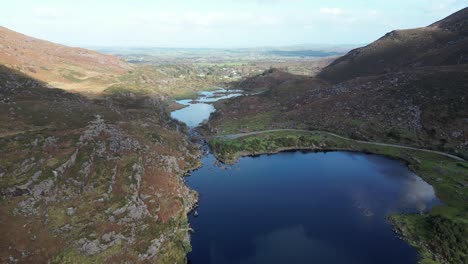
[207, 7, 468, 159]
[318, 7, 468, 83]
[0, 26, 132, 92]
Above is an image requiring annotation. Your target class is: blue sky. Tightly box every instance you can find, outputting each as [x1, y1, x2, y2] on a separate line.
[1, 0, 466, 48]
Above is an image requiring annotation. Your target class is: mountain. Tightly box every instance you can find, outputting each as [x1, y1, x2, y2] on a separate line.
[0, 26, 131, 92]
[207, 8, 468, 159]
[319, 7, 468, 83]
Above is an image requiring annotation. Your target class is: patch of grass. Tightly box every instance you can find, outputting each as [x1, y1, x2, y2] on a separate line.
[156, 214, 192, 264]
[48, 206, 68, 230]
[345, 118, 366, 127]
[52, 243, 122, 264]
[210, 131, 338, 163]
[59, 68, 87, 83]
[390, 214, 468, 264]
[216, 111, 275, 135]
[112, 65, 224, 100]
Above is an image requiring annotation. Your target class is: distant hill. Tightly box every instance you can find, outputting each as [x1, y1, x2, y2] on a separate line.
[265, 50, 344, 57]
[0, 26, 131, 92]
[319, 7, 468, 83]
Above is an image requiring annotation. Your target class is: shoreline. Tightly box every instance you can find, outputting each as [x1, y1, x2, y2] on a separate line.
[207, 130, 468, 264]
[210, 129, 466, 162]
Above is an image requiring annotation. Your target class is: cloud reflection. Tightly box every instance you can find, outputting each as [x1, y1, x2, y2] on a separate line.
[210, 226, 356, 264]
[350, 153, 438, 213]
[400, 173, 438, 212]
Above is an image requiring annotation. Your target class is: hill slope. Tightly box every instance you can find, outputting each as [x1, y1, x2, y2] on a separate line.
[0, 65, 200, 263]
[319, 7, 468, 83]
[0, 27, 131, 92]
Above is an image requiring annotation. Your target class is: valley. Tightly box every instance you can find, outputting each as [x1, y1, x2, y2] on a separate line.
[0, 5, 467, 264]
[0, 27, 348, 264]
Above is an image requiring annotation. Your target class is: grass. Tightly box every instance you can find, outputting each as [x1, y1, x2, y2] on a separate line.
[152, 213, 192, 264]
[52, 243, 123, 264]
[390, 214, 467, 264]
[214, 111, 275, 135]
[48, 206, 68, 229]
[110, 65, 226, 100]
[209, 130, 468, 264]
[210, 131, 339, 163]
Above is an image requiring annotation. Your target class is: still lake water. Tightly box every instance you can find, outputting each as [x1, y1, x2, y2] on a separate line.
[171, 89, 439, 264]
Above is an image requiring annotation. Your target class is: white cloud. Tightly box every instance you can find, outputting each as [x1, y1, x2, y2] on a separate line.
[319, 8, 344, 16]
[231, 0, 305, 4]
[128, 11, 282, 31]
[3, 0, 462, 47]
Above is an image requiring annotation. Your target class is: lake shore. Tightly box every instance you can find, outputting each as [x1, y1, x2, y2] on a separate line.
[207, 130, 468, 264]
[172, 88, 467, 264]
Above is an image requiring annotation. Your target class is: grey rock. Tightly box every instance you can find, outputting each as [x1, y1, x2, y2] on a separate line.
[67, 207, 75, 216]
[31, 171, 42, 181]
[78, 238, 102, 256]
[138, 235, 165, 260]
[60, 224, 72, 233]
[13, 197, 37, 216]
[31, 179, 54, 198]
[43, 136, 57, 147]
[112, 206, 127, 216]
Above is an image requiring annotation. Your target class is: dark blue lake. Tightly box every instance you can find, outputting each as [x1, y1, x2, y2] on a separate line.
[187, 151, 438, 264]
[170, 89, 438, 264]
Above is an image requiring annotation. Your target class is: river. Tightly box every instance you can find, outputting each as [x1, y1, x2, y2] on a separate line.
[170, 88, 439, 264]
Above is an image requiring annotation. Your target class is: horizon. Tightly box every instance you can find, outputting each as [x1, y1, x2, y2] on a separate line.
[86, 43, 364, 50]
[1, 0, 466, 48]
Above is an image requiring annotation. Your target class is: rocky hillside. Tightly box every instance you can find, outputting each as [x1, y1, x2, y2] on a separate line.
[319, 7, 468, 83]
[0, 65, 201, 263]
[0, 27, 131, 92]
[229, 68, 309, 92]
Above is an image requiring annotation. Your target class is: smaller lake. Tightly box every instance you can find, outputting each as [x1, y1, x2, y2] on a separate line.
[171, 88, 243, 128]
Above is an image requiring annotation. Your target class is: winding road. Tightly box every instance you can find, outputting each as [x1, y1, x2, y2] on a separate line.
[207, 129, 466, 162]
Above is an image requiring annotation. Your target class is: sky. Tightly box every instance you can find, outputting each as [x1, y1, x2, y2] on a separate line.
[1, 0, 466, 48]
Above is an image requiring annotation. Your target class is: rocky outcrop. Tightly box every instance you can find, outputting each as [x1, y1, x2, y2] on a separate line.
[1, 102, 200, 263]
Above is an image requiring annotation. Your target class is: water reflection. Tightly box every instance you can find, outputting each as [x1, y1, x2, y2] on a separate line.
[354, 153, 438, 213]
[171, 103, 215, 128]
[197, 93, 243, 103]
[210, 226, 356, 264]
[400, 174, 438, 212]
